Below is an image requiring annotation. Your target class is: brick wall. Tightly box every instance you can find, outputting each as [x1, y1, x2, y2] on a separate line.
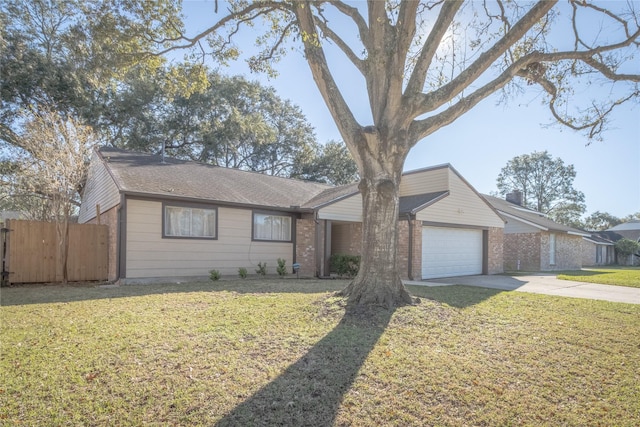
[331, 222, 362, 255]
[86, 204, 118, 281]
[487, 227, 504, 274]
[295, 214, 317, 277]
[503, 232, 541, 271]
[541, 232, 583, 271]
[397, 219, 423, 280]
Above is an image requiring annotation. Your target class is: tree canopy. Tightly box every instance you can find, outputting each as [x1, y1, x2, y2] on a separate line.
[496, 151, 586, 226]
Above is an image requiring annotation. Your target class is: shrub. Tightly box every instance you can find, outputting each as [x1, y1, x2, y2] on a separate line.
[238, 267, 248, 279]
[276, 258, 287, 276]
[615, 238, 640, 257]
[209, 269, 221, 281]
[329, 254, 361, 278]
[256, 262, 267, 276]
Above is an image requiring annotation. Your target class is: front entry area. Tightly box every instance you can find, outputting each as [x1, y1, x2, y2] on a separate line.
[422, 226, 483, 279]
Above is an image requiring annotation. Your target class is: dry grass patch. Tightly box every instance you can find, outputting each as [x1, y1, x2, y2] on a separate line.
[1, 279, 639, 426]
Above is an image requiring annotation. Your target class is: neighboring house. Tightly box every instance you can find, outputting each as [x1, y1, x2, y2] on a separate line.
[79, 147, 505, 283]
[605, 220, 640, 242]
[484, 193, 590, 271]
[599, 220, 640, 266]
[581, 234, 615, 266]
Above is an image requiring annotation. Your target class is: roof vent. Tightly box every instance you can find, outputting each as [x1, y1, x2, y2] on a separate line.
[506, 190, 523, 206]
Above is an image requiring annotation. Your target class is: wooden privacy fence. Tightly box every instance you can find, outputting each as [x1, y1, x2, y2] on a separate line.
[1, 219, 108, 284]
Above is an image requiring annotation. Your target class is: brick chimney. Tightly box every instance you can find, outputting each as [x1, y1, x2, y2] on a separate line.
[506, 190, 523, 206]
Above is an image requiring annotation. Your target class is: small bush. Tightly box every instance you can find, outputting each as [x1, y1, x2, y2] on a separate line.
[277, 258, 287, 277]
[330, 254, 361, 278]
[238, 267, 248, 279]
[615, 238, 640, 257]
[209, 269, 221, 281]
[256, 262, 267, 276]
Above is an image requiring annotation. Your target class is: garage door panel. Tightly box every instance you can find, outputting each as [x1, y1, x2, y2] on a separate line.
[422, 227, 482, 279]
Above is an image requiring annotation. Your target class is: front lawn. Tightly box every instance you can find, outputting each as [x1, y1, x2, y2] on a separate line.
[557, 267, 640, 288]
[1, 279, 639, 426]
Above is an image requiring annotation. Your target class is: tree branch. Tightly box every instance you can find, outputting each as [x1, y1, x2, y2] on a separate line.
[413, 0, 556, 118]
[327, 1, 370, 52]
[404, 1, 463, 97]
[152, 1, 290, 57]
[410, 55, 536, 141]
[314, 18, 366, 74]
[293, 1, 361, 154]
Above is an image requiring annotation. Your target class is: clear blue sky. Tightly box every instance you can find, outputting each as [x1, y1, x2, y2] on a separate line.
[179, 1, 639, 218]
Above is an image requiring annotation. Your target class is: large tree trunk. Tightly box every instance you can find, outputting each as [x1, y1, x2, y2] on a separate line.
[339, 171, 413, 308]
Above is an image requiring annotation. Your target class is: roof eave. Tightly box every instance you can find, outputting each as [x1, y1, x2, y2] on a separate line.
[121, 190, 313, 213]
[408, 191, 450, 215]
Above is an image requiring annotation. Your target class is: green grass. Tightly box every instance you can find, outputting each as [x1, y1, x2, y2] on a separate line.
[557, 267, 640, 288]
[2, 279, 639, 426]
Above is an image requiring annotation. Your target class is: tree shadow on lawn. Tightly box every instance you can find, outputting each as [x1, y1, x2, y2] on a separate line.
[407, 284, 505, 309]
[0, 278, 349, 306]
[215, 305, 394, 427]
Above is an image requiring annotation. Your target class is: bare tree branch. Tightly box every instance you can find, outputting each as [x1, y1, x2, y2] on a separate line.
[152, 1, 291, 58]
[293, 1, 361, 158]
[413, 0, 556, 117]
[314, 18, 366, 74]
[327, 1, 370, 51]
[404, 1, 463, 102]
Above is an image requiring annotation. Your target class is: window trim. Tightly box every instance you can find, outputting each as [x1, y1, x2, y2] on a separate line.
[251, 210, 294, 243]
[162, 201, 218, 240]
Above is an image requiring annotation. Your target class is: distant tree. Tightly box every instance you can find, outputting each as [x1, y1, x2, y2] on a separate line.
[107, 70, 319, 178]
[622, 212, 640, 222]
[293, 140, 359, 186]
[583, 211, 623, 231]
[497, 151, 586, 226]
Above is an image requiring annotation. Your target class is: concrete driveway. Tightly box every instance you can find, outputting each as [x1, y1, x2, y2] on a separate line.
[405, 273, 640, 304]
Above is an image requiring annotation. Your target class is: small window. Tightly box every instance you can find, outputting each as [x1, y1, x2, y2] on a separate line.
[253, 212, 292, 242]
[164, 204, 217, 239]
[549, 233, 556, 265]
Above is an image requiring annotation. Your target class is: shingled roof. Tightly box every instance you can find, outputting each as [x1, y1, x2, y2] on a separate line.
[98, 147, 332, 210]
[606, 220, 640, 241]
[483, 194, 589, 236]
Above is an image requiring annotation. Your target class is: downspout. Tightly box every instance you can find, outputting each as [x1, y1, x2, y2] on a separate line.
[116, 194, 125, 283]
[314, 210, 321, 277]
[407, 213, 414, 281]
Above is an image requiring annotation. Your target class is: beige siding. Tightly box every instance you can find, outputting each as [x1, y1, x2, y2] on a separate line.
[503, 217, 542, 234]
[125, 200, 293, 278]
[417, 169, 504, 228]
[79, 151, 120, 223]
[400, 167, 449, 196]
[318, 194, 363, 221]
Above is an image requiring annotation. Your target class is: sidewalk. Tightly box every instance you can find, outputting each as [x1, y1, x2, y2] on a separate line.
[405, 274, 640, 304]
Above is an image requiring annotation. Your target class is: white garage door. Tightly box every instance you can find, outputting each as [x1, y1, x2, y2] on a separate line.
[422, 226, 483, 279]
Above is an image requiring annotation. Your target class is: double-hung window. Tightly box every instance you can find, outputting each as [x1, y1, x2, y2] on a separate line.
[253, 212, 292, 242]
[164, 203, 217, 239]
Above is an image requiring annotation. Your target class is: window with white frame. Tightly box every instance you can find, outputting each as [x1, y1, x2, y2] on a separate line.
[164, 204, 217, 239]
[253, 212, 292, 241]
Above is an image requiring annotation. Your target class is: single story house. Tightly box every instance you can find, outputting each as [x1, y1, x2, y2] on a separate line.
[79, 147, 505, 283]
[483, 193, 590, 271]
[581, 234, 615, 266]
